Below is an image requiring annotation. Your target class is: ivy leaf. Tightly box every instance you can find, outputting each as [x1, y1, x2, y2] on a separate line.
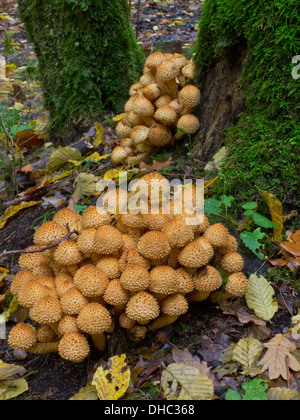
[205, 198, 222, 215]
[240, 228, 265, 260]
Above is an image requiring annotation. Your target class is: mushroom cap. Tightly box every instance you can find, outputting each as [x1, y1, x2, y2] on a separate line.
[225, 272, 249, 297]
[177, 114, 200, 134]
[34, 221, 68, 247]
[10, 271, 38, 298]
[121, 234, 137, 251]
[178, 240, 214, 268]
[126, 291, 160, 325]
[148, 124, 172, 147]
[129, 82, 143, 96]
[123, 111, 144, 127]
[156, 59, 180, 82]
[138, 231, 171, 260]
[81, 206, 111, 230]
[119, 313, 136, 330]
[77, 228, 97, 255]
[103, 279, 130, 306]
[203, 223, 229, 248]
[55, 273, 74, 298]
[37, 325, 57, 343]
[18, 246, 49, 272]
[154, 105, 178, 126]
[169, 98, 184, 114]
[116, 121, 132, 138]
[149, 266, 178, 294]
[162, 219, 194, 248]
[143, 84, 161, 101]
[111, 146, 133, 166]
[58, 332, 90, 363]
[8, 323, 37, 350]
[58, 315, 80, 336]
[54, 240, 84, 266]
[18, 280, 51, 308]
[140, 73, 156, 87]
[120, 264, 151, 292]
[218, 235, 238, 254]
[132, 95, 155, 117]
[155, 94, 172, 108]
[171, 53, 189, 70]
[144, 212, 170, 231]
[193, 214, 210, 234]
[60, 288, 89, 315]
[119, 248, 151, 272]
[176, 268, 194, 294]
[52, 208, 81, 230]
[145, 51, 166, 69]
[161, 294, 189, 316]
[220, 252, 244, 273]
[29, 296, 63, 324]
[130, 125, 150, 145]
[96, 257, 121, 280]
[77, 303, 112, 335]
[74, 265, 108, 297]
[178, 85, 201, 108]
[93, 225, 123, 255]
[119, 212, 148, 229]
[193, 266, 223, 292]
[182, 62, 196, 80]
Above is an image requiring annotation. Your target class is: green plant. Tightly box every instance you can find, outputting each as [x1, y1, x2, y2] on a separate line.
[225, 379, 269, 401]
[4, 29, 17, 56]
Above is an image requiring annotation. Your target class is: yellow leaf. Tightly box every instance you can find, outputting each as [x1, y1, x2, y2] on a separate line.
[0, 268, 8, 288]
[268, 388, 300, 400]
[92, 354, 130, 400]
[246, 274, 277, 321]
[0, 201, 38, 230]
[0, 360, 26, 381]
[204, 147, 227, 171]
[70, 382, 98, 400]
[94, 122, 104, 147]
[104, 169, 122, 180]
[161, 362, 214, 400]
[232, 337, 264, 376]
[113, 114, 126, 122]
[2, 296, 19, 321]
[46, 146, 82, 172]
[261, 190, 283, 243]
[0, 378, 28, 400]
[72, 173, 100, 203]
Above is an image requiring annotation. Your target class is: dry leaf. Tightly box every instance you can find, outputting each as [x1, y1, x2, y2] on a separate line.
[46, 146, 82, 172]
[262, 190, 283, 243]
[232, 337, 264, 376]
[260, 334, 300, 380]
[0, 201, 39, 230]
[70, 383, 98, 400]
[218, 299, 267, 326]
[268, 387, 300, 400]
[139, 157, 173, 171]
[246, 274, 278, 322]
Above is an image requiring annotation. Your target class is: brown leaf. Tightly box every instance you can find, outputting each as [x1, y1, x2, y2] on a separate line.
[269, 258, 287, 267]
[139, 157, 173, 171]
[19, 164, 34, 174]
[218, 299, 267, 326]
[280, 242, 300, 257]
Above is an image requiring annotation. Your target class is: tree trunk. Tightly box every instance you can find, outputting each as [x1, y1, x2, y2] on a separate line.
[18, 0, 145, 137]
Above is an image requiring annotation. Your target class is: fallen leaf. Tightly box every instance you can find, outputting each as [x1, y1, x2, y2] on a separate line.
[232, 337, 264, 376]
[246, 274, 278, 322]
[280, 242, 300, 257]
[218, 299, 267, 326]
[261, 190, 283, 243]
[139, 157, 173, 171]
[94, 122, 104, 147]
[46, 146, 82, 172]
[268, 387, 300, 400]
[19, 164, 34, 174]
[0, 201, 39, 230]
[70, 383, 98, 400]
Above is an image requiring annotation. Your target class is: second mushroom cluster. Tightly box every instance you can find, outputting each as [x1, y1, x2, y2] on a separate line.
[111, 52, 201, 166]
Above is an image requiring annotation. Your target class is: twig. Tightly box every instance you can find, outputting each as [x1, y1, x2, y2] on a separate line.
[0, 227, 77, 261]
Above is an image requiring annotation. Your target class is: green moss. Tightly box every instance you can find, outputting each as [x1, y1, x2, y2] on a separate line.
[194, 0, 300, 202]
[18, 0, 145, 134]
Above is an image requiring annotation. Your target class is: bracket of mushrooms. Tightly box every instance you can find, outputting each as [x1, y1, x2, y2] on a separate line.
[111, 52, 201, 166]
[8, 173, 249, 363]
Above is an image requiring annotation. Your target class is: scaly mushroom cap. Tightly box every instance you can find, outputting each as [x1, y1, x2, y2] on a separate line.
[169, 98, 184, 114]
[121, 234, 137, 251]
[119, 313, 136, 330]
[52, 208, 81, 230]
[74, 265, 108, 297]
[77, 303, 112, 335]
[225, 272, 249, 297]
[123, 111, 144, 127]
[162, 219, 194, 248]
[116, 121, 132, 138]
[171, 53, 189, 70]
[145, 51, 166, 70]
[77, 228, 97, 255]
[54, 240, 84, 266]
[154, 105, 178, 126]
[81, 205, 111, 230]
[93, 225, 123, 255]
[177, 114, 200, 134]
[58, 332, 90, 363]
[178, 85, 201, 108]
[55, 273, 74, 298]
[8, 323, 37, 350]
[156, 59, 180, 82]
[220, 252, 244, 273]
[119, 248, 151, 272]
[182, 62, 196, 80]
[60, 288, 89, 315]
[155, 95, 172, 108]
[161, 294, 189, 316]
[132, 95, 155, 117]
[218, 235, 238, 254]
[18, 280, 51, 308]
[194, 214, 210, 234]
[10, 271, 38, 298]
[18, 246, 49, 272]
[129, 82, 143, 96]
[29, 296, 63, 324]
[203, 223, 229, 248]
[37, 325, 57, 343]
[96, 257, 121, 280]
[119, 212, 148, 229]
[149, 266, 178, 294]
[130, 125, 149, 145]
[143, 84, 161, 101]
[144, 212, 170, 231]
[103, 279, 130, 306]
[34, 221, 68, 247]
[111, 146, 133, 166]
[178, 240, 213, 268]
[193, 266, 223, 292]
[126, 292, 160, 325]
[120, 137, 133, 148]
[140, 73, 156, 87]
[120, 264, 151, 292]
[58, 315, 80, 336]
[176, 268, 194, 294]
[138, 231, 171, 260]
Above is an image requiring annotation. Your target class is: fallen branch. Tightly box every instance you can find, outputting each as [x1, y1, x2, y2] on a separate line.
[0, 226, 77, 262]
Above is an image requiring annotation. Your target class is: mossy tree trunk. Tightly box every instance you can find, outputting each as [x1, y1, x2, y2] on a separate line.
[18, 0, 145, 137]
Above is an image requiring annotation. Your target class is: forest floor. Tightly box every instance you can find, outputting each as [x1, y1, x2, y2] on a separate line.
[0, 0, 299, 401]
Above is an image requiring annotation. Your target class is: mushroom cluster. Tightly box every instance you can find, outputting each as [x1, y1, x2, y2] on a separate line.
[111, 52, 200, 166]
[8, 174, 249, 363]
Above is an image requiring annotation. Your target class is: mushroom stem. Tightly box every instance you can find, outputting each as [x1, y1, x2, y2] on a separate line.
[91, 334, 106, 352]
[29, 342, 59, 354]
